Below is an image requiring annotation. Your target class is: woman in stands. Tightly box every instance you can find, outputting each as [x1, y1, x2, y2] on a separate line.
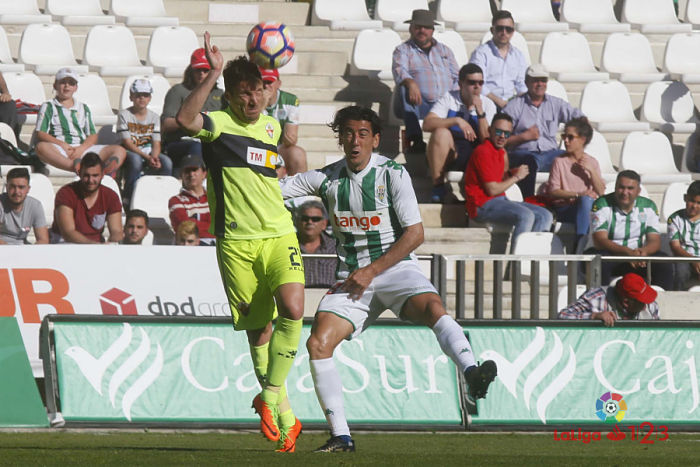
[541, 117, 605, 251]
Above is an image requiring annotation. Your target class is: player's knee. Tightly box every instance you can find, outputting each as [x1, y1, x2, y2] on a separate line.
[306, 333, 334, 359]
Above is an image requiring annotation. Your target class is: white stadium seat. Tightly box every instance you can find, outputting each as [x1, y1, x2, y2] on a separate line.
[73, 73, 116, 126]
[660, 181, 689, 221]
[579, 80, 650, 132]
[46, 0, 115, 26]
[640, 81, 698, 133]
[619, 131, 691, 183]
[500, 0, 569, 32]
[130, 175, 182, 229]
[374, 0, 429, 32]
[600, 33, 667, 83]
[480, 30, 531, 65]
[585, 131, 617, 181]
[312, 0, 383, 30]
[539, 31, 609, 82]
[0, 26, 23, 72]
[511, 232, 567, 283]
[2, 71, 45, 125]
[28, 172, 55, 225]
[0, 121, 16, 145]
[351, 28, 401, 80]
[560, 0, 631, 33]
[681, 132, 700, 172]
[119, 74, 171, 113]
[147, 26, 199, 78]
[686, 0, 700, 25]
[83, 25, 154, 77]
[433, 30, 469, 67]
[622, 0, 692, 33]
[0, 0, 50, 24]
[19, 23, 89, 75]
[546, 78, 569, 102]
[663, 33, 700, 84]
[109, 0, 178, 27]
[437, 0, 491, 32]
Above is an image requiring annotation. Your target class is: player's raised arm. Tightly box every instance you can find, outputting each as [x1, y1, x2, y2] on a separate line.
[279, 170, 325, 199]
[176, 32, 224, 135]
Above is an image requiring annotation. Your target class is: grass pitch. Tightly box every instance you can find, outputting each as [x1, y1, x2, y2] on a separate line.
[0, 430, 698, 466]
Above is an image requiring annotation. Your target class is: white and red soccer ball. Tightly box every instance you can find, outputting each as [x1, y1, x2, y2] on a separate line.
[246, 22, 295, 70]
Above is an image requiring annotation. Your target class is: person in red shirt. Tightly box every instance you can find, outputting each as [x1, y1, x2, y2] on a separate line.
[51, 152, 123, 243]
[464, 113, 552, 252]
[167, 154, 215, 245]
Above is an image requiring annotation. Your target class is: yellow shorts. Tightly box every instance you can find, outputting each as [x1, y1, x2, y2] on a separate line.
[216, 231, 305, 331]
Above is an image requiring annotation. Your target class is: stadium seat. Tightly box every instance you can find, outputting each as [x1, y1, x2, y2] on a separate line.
[480, 30, 531, 65]
[350, 28, 401, 80]
[0, 26, 23, 72]
[46, 0, 115, 26]
[0, 121, 16, 145]
[686, 0, 700, 25]
[539, 31, 609, 82]
[109, 0, 178, 27]
[579, 80, 650, 132]
[28, 172, 55, 224]
[681, 131, 699, 172]
[584, 131, 617, 181]
[662, 33, 700, 84]
[640, 81, 698, 133]
[2, 71, 45, 125]
[560, 0, 631, 33]
[600, 33, 667, 83]
[504, 183, 523, 202]
[621, 0, 692, 33]
[660, 181, 689, 221]
[556, 284, 587, 312]
[619, 131, 692, 182]
[311, 0, 383, 30]
[73, 73, 116, 126]
[0, 0, 50, 24]
[433, 30, 469, 67]
[18, 23, 89, 75]
[500, 0, 569, 32]
[511, 232, 567, 284]
[437, 0, 491, 32]
[83, 25, 154, 77]
[119, 74, 171, 113]
[129, 175, 181, 229]
[147, 26, 199, 78]
[546, 78, 569, 102]
[374, 0, 429, 32]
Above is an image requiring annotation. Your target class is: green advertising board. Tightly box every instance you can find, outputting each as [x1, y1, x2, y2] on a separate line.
[466, 324, 700, 426]
[50, 320, 462, 426]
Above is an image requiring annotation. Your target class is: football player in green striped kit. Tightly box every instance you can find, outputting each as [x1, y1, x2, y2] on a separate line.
[280, 105, 497, 452]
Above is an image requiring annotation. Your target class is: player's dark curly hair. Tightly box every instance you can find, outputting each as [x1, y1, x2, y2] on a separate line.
[222, 56, 262, 92]
[329, 105, 382, 136]
[565, 117, 594, 146]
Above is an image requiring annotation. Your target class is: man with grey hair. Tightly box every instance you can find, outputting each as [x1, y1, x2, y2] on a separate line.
[296, 200, 337, 288]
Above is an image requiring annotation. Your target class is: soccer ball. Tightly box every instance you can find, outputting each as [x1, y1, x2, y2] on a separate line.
[246, 22, 295, 69]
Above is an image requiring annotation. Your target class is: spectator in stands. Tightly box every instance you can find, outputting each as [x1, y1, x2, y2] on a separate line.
[392, 9, 459, 154]
[503, 64, 583, 198]
[51, 152, 123, 244]
[0, 71, 20, 140]
[260, 67, 307, 176]
[175, 219, 199, 246]
[161, 48, 225, 176]
[539, 117, 605, 251]
[295, 200, 337, 288]
[34, 68, 126, 176]
[586, 170, 674, 290]
[464, 113, 552, 252]
[423, 63, 497, 203]
[168, 153, 214, 246]
[0, 167, 48, 244]
[469, 10, 527, 110]
[558, 272, 659, 326]
[668, 180, 700, 290]
[118, 79, 172, 203]
[122, 209, 149, 245]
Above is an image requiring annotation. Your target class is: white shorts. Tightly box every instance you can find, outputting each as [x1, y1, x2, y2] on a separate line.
[317, 260, 438, 340]
[51, 143, 107, 157]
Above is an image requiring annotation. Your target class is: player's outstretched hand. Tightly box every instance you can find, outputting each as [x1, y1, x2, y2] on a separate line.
[340, 267, 375, 301]
[204, 31, 224, 72]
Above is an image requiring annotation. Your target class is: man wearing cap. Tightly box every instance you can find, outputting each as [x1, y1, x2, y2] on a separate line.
[118, 78, 172, 202]
[167, 153, 215, 246]
[502, 64, 583, 198]
[260, 67, 307, 177]
[161, 47, 226, 175]
[34, 67, 126, 176]
[558, 273, 660, 326]
[392, 9, 459, 154]
[469, 10, 527, 110]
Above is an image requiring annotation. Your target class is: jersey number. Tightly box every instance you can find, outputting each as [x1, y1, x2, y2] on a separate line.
[288, 246, 301, 267]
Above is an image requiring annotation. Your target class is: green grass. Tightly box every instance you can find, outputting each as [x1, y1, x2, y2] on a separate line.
[0, 431, 698, 466]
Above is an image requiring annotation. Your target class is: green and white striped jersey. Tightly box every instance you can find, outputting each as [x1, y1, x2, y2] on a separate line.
[280, 153, 422, 278]
[36, 98, 95, 145]
[667, 209, 700, 256]
[591, 193, 660, 249]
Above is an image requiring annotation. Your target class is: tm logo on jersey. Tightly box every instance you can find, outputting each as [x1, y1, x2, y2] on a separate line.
[333, 210, 386, 232]
[247, 147, 278, 169]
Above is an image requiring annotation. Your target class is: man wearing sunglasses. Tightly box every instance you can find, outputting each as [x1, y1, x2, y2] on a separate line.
[469, 10, 527, 110]
[423, 63, 497, 203]
[295, 200, 337, 288]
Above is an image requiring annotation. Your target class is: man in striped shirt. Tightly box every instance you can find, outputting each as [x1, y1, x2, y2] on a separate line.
[167, 154, 214, 246]
[668, 180, 700, 289]
[34, 68, 125, 176]
[280, 106, 497, 453]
